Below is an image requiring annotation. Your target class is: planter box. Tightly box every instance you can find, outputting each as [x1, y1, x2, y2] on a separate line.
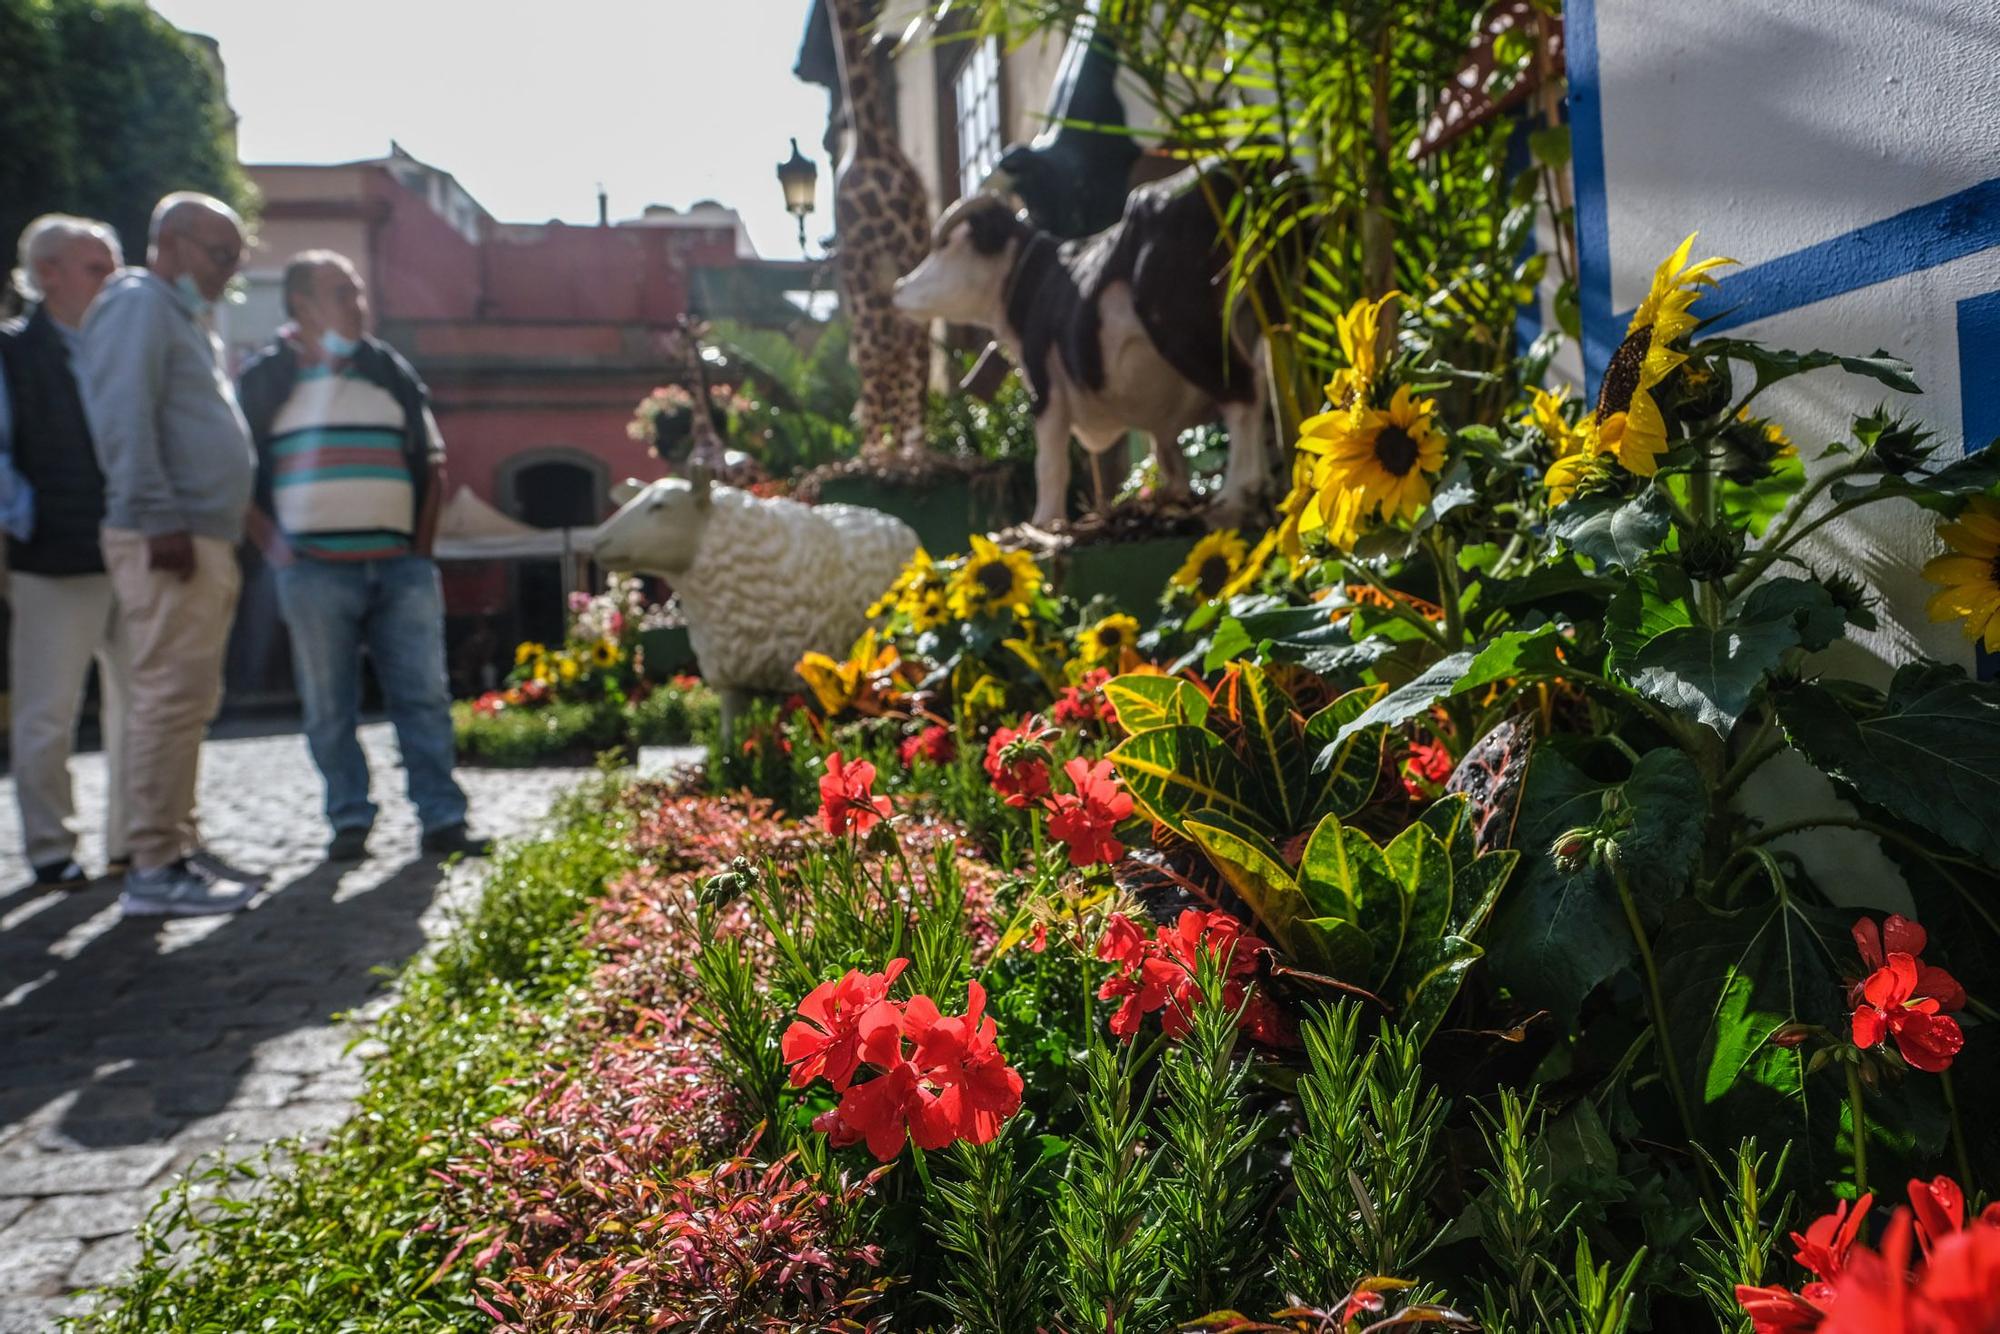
[818, 463, 1032, 555]
[1054, 534, 1198, 613]
[638, 626, 697, 678]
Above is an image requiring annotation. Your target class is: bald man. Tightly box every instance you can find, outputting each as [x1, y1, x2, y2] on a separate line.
[77, 191, 262, 917]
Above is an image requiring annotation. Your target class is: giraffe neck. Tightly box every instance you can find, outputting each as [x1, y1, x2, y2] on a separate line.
[826, 0, 891, 157]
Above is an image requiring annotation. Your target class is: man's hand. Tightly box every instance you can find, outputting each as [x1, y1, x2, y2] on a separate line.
[147, 531, 197, 581]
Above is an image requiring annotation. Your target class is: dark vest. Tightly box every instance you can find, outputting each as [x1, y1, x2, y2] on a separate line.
[0, 306, 106, 575]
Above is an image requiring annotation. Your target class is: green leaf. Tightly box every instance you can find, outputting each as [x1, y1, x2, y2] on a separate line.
[1323, 626, 1565, 752]
[1449, 849, 1519, 937]
[1627, 619, 1800, 735]
[1697, 338, 1922, 396]
[1616, 749, 1708, 914]
[1221, 663, 1310, 830]
[1184, 814, 1311, 954]
[1393, 936, 1485, 1046]
[1202, 617, 1257, 672]
[1829, 448, 2000, 513]
[1296, 813, 1395, 930]
[1549, 489, 1673, 573]
[1529, 124, 1571, 170]
[1296, 916, 1377, 980]
[1604, 562, 1694, 673]
[1104, 674, 1209, 734]
[1109, 726, 1264, 835]
[1738, 577, 1846, 652]
[1417, 793, 1480, 873]
[1724, 450, 1805, 538]
[1417, 459, 1479, 530]
[1385, 822, 1454, 971]
[1777, 664, 2000, 867]
[1303, 686, 1386, 820]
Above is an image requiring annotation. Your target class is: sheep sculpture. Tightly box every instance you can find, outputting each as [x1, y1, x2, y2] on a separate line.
[592, 472, 918, 740]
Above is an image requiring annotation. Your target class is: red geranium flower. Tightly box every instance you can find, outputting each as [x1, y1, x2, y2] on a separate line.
[1052, 669, 1113, 727]
[905, 980, 1024, 1145]
[1849, 915, 1966, 1073]
[1735, 1283, 1830, 1334]
[1095, 909, 1271, 1043]
[1400, 738, 1454, 800]
[816, 1058, 953, 1160]
[1795, 1194, 1873, 1282]
[819, 750, 893, 837]
[780, 959, 908, 1091]
[1044, 757, 1134, 868]
[983, 723, 1052, 808]
[898, 725, 955, 768]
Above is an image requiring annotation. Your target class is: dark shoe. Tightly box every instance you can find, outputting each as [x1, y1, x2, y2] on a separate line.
[421, 824, 492, 859]
[32, 859, 89, 890]
[103, 855, 131, 879]
[326, 827, 371, 862]
[187, 848, 269, 887]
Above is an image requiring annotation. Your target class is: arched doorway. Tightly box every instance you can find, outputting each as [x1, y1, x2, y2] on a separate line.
[502, 452, 609, 651]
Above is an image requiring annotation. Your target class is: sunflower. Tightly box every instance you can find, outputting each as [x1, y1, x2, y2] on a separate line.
[1304, 384, 1448, 525]
[1301, 479, 1369, 550]
[797, 629, 903, 717]
[1218, 528, 1278, 599]
[591, 639, 623, 669]
[1597, 389, 1670, 478]
[1171, 529, 1250, 600]
[1322, 290, 1402, 409]
[1526, 386, 1611, 506]
[949, 534, 1043, 619]
[1593, 233, 1734, 477]
[1076, 613, 1140, 666]
[514, 641, 547, 667]
[870, 547, 950, 631]
[557, 654, 581, 683]
[1922, 497, 2000, 652]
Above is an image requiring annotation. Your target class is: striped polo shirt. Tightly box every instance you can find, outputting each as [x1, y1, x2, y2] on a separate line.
[267, 363, 417, 559]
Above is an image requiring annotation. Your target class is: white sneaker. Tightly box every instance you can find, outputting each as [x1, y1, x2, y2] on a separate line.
[119, 860, 261, 918]
[187, 848, 269, 887]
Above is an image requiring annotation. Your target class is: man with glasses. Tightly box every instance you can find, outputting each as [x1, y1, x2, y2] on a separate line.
[77, 192, 263, 917]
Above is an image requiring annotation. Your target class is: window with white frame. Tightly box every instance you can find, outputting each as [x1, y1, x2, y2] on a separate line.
[954, 35, 1003, 199]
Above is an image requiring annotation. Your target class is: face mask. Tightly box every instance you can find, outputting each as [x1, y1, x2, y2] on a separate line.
[320, 329, 360, 361]
[174, 273, 213, 313]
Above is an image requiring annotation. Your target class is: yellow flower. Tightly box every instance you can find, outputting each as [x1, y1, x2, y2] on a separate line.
[949, 534, 1042, 619]
[1219, 528, 1278, 599]
[1527, 386, 1612, 506]
[1323, 290, 1401, 410]
[797, 628, 901, 716]
[871, 547, 950, 631]
[1737, 407, 1797, 459]
[557, 655, 581, 683]
[533, 660, 553, 685]
[514, 641, 547, 666]
[1171, 529, 1250, 600]
[591, 640, 623, 669]
[1626, 232, 1735, 389]
[1301, 481, 1369, 550]
[1305, 385, 1449, 525]
[1597, 390, 1669, 478]
[1076, 613, 1140, 666]
[1922, 497, 2000, 652]
[961, 672, 1009, 718]
[1592, 233, 1733, 475]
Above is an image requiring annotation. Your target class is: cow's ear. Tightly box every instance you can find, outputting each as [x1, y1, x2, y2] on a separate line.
[689, 465, 713, 510]
[610, 478, 641, 505]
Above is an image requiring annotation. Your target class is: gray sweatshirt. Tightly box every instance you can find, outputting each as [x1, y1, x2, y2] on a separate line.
[78, 270, 255, 542]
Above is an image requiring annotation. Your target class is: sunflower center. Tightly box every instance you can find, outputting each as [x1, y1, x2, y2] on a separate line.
[1374, 425, 1421, 477]
[1598, 326, 1651, 417]
[977, 561, 1015, 598]
[1096, 626, 1122, 648]
[1199, 556, 1231, 598]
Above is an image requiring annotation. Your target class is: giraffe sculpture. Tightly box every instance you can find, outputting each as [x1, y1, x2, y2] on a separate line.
[825, 0, 931, 457]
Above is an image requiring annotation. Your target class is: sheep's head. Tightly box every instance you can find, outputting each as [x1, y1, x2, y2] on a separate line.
[592, 471, 712, 577]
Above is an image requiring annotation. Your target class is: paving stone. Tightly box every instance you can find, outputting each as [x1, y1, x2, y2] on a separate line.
[7, 1193, 146, 1242]
[0, 1147, 175, 1198]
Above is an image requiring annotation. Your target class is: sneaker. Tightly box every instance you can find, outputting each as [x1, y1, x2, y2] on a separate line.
[31, 859, 89, 890]
[119, 860, 260, 918]
[326, 827, 371, 862]
[187, 848, 269, 887]
[420, 823, 493, 859]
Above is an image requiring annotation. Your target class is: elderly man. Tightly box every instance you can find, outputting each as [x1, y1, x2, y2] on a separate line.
[0, 215, 129, 888]
[239, 251, 487, 861]
[77, 193, 262, 916]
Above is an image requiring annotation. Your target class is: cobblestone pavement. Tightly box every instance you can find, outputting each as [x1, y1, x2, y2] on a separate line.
[0, 724, 630, 1330]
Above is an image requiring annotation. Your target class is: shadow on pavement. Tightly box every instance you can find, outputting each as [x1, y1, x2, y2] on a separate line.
[0, 855, 445, 1151]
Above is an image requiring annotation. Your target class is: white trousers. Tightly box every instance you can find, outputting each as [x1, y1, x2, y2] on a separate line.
[7, 570, 130, 867]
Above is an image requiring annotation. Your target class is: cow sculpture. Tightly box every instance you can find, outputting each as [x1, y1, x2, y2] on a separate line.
[892, 161, 1277, 528]
[592, 472, 917, 742]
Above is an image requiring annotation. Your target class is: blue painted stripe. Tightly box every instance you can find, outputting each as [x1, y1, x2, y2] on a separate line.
[272, 465, 413, 484]
[1685, 178, 2000, 335]
[1563, 0, 1614, 397]
[1955, 290, 2000, 680]
[270, 428, 404, 456]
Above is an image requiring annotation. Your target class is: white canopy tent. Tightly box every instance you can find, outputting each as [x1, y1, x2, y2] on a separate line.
[431, 485, 598, 563]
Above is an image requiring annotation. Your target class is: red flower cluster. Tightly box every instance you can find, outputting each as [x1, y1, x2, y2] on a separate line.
[1045, 758, 1135, 867]
[818, 751, 893, 838]
[983, 721, 1053, 808]
[1849, 915, 1966, 1073]
[1399, 738, 1454, 800]
[1737, 1175, 2000, 1333]
[783, 960, 1024, 1162]
[1096, 909, 1279, 1043]
[1052, 668, 1113, 727]
[898, 724, 956, 768]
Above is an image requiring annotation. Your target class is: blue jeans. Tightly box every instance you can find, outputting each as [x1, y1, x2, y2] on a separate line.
[274, 555, 467, 835]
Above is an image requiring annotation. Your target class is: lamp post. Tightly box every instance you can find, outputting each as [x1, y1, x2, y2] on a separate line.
[776, 137, 818, 255]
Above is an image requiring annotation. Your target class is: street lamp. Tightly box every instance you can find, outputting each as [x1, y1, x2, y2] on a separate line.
[776, 137, 818, 254]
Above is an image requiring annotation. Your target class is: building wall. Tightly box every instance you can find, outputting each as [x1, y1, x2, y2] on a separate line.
[1570, 0, 2000, 674]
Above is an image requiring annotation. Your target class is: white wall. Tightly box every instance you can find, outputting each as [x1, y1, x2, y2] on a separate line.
[1570, 0, 2000, 673]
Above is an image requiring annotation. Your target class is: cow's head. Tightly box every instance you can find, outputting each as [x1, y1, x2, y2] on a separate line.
[892, 194, 1030, 326]
[591, 470, 713, 577]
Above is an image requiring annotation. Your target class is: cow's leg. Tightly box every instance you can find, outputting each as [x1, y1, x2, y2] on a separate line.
[1212, 396, 1274, 528]
[1150, 430, 1191, 505]
[1030, 412, 1075, 528]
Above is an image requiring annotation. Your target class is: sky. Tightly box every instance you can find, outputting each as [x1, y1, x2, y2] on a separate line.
[149, 0, 833, 259]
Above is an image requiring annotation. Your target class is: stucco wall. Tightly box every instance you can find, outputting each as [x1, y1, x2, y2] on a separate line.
[1569, 0, 2000, 674]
